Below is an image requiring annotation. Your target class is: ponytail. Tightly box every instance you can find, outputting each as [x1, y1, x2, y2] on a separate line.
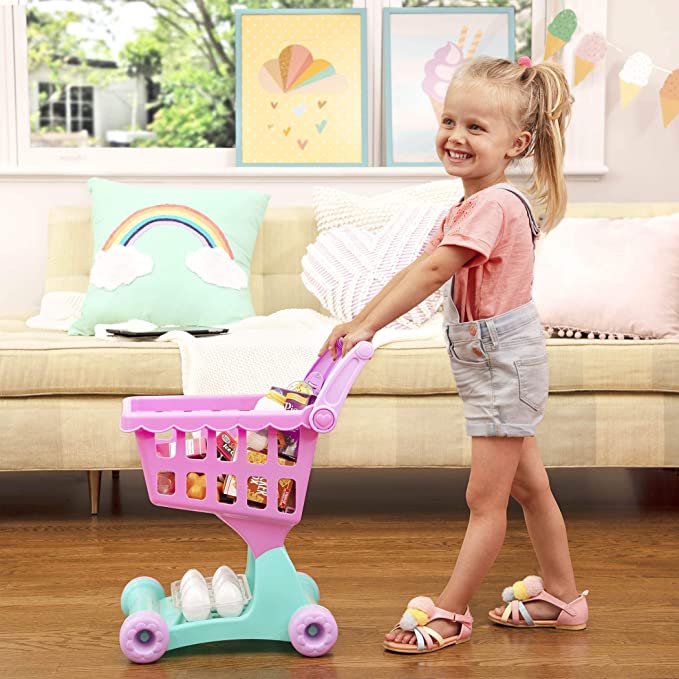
[521, 62, 573, 233]
[449, 58, 574, 233]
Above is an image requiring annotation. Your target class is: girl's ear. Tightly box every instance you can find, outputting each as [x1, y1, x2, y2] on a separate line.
[507, 130, 531, 159]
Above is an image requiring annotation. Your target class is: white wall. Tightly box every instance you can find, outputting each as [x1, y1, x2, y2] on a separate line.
[1, 0, 678, 318]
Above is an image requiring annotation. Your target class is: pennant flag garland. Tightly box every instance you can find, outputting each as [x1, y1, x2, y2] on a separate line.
[574, 32, 607, 85]
[619, 52, 653, 109]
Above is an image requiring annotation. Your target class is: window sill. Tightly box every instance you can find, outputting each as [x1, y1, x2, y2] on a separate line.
[0, 164, 608, 182]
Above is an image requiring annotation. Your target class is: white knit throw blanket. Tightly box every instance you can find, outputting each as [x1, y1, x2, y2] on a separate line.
[160, 309, 443, 395]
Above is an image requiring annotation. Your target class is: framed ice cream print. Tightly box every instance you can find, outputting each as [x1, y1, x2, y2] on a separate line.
[383, 7, 515, 166]
[236, 9, 368, 167]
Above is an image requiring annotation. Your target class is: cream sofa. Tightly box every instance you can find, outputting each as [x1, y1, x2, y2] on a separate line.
[2, 202, 679, 514]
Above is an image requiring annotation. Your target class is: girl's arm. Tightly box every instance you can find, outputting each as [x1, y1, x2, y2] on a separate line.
[353, 253, 428, 323]
[318, 253, 429, 358]
[339, 244, 476, 356]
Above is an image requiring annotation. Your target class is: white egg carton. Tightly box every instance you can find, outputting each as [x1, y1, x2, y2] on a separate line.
[171, 573, 252, 621]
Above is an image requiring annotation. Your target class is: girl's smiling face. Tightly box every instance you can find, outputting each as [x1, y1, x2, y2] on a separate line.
[436, 82, 531, 195]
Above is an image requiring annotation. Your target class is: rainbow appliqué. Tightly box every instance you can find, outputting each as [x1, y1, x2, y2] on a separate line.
[102, 204, 234, 257]
[91, 204, 247, 292]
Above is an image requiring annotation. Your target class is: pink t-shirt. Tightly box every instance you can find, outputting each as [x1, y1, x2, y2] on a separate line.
[425, 186, 535, 322]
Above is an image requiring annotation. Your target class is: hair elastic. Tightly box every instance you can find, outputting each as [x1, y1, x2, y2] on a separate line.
[517, 56, 532, 68]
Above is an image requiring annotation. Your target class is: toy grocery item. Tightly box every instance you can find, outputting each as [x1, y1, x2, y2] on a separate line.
[118, 339, 373, 662]
[157, 431, 207, 459]
[212, 566, 248, 618]
[179, 569, 211, 622]
[186, 472, 206, 500]
[157, 471, 175, 495]
[172, 566, 251, 622]
[246, 381, 318, 457]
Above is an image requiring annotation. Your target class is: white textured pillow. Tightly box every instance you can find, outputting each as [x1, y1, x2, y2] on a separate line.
[26, 292, 86, 331]
[533, 213, 679, 339]
[313, 179, 462, 234]
[302, 204, 448, 329]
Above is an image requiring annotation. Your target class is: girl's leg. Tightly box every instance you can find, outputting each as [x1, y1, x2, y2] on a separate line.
[493, 436, 579, 619]
[385, 436, 523, 645]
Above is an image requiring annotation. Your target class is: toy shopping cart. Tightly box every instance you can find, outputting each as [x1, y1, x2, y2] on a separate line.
[118, 340, 373, 663]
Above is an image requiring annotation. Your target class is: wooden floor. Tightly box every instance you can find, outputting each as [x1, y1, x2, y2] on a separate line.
[1, 467, 678, 679]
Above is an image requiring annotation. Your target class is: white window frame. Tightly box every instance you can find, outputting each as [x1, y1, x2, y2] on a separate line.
[0, 0, 607, 177]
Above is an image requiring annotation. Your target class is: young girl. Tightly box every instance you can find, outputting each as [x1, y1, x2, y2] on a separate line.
[319, 56, 588, 654]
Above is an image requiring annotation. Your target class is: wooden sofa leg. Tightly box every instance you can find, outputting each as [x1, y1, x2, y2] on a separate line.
[88, 470, 102, 516]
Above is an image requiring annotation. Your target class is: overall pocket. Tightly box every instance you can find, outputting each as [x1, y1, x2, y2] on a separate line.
[514, 354, 550, 411]
[446, 326, 489, 367]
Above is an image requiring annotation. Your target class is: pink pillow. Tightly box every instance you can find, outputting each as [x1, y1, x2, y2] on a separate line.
[533, 214, 679, 339]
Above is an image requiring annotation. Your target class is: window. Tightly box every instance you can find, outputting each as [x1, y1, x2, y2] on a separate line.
[0, 0, 607, 175]
[24, 0, 353, 151]
[37, 82, 93, 137]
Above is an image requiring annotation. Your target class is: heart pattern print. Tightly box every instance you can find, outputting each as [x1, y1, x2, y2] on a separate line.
[238, 12, 366, 164]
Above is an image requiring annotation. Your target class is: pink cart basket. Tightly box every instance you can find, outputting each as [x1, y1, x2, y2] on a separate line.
[118, 340, 373, 662]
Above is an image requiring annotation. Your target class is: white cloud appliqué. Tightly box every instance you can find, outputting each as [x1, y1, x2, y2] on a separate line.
[90, 245, 154, 291]
[185, 247, 248, 289]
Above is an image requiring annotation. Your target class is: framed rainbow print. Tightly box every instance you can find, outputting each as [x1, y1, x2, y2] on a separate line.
[236, 9, 368, 167]
[383, 7, 515, 166]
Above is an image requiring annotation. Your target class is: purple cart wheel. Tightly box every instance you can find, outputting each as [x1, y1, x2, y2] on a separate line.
[119, 611, 169, 664]
[288, 605, 338, 657]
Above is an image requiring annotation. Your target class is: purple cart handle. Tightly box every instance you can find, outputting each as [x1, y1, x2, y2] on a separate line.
[306, 339, 374, 433]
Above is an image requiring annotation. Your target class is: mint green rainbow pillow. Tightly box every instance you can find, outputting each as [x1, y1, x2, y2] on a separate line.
[70, 178, 270, 335]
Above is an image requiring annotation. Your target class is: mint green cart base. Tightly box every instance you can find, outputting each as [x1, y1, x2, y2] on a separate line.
[119, 547, 336, 663]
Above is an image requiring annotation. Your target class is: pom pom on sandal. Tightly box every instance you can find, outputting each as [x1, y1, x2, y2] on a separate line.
[524, 575, 544, 597]
[399, 596, 436, 631]
[502, 575, 544, 602]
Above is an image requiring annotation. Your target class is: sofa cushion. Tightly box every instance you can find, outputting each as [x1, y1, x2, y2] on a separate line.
[0, 321, 181, 397]
[3, 321, 679, 397]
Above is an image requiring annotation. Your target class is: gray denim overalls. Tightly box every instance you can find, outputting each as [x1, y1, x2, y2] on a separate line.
[443, 183, 549, 437]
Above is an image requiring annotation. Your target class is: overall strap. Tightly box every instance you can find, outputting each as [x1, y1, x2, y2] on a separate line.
[491, 182, 540, 241]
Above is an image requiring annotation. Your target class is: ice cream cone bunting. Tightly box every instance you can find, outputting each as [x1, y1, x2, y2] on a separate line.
[660, 96, 679, 128]
[574, 57, 596, 86]
[659, 69, 679, 127]
[544, 33, 566, 60]
[543, 9, 577, 60]
[618, 53, 652, 109]
[619, 80, 642, 109]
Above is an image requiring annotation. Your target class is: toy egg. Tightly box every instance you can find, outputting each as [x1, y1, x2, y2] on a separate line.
[214, 579, 245, 618]
[212, 565, 239, 591]
[181, 581, 211, 622]
[180, 568, 206, 594]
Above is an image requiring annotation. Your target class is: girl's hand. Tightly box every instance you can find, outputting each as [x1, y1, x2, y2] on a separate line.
[339, 323, 375, 358]
[318, 322, 354, 359]
[318, 321, 375, 360]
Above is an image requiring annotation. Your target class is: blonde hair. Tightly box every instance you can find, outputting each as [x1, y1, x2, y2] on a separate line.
[449, 57, 574, 233]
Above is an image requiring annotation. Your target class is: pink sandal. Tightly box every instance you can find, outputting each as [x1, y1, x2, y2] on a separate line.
[383, 596, 473, 654]
[487, 576, 589, 630]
